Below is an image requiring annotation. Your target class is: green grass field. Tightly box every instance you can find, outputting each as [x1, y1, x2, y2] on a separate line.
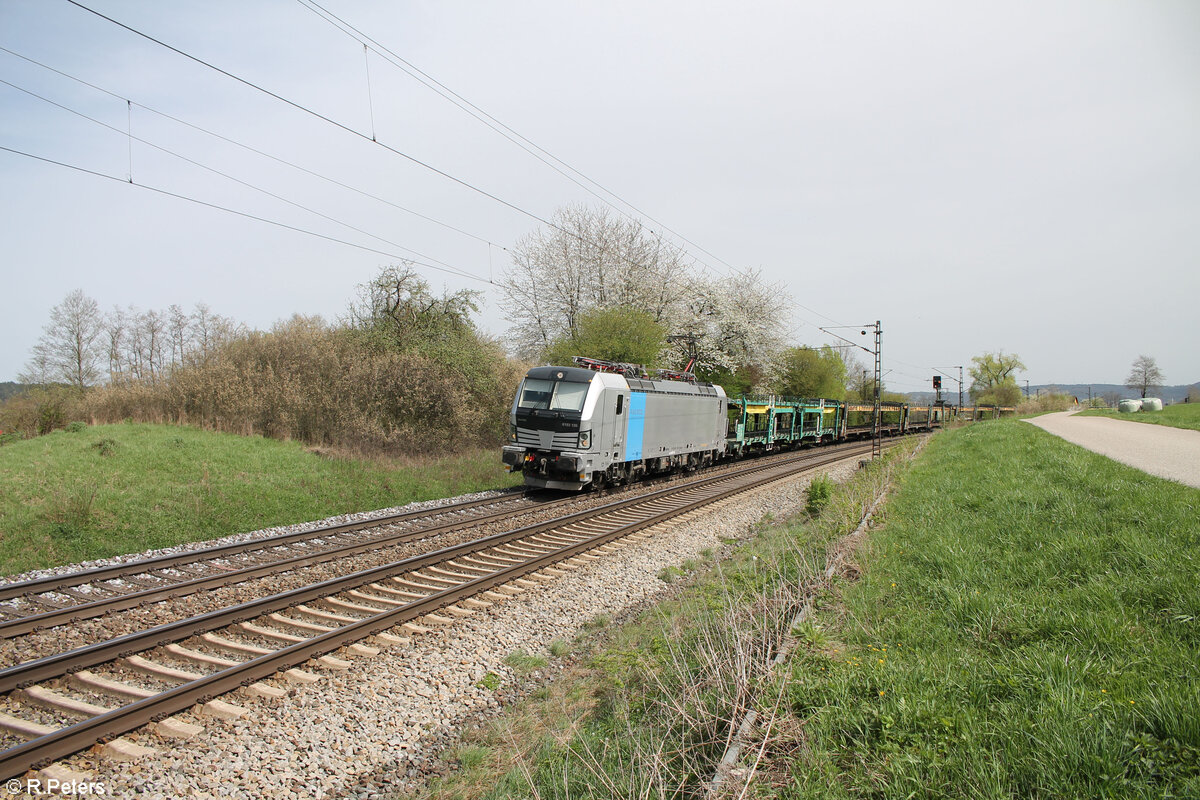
[779, 420, 1200, 798]
[1079, 402, 1200, 431]
[415, 421, 1200, 800]
[0, 423, 519, 576]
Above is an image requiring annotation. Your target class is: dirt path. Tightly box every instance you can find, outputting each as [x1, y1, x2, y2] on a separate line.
[1023, 411, 1200, 489]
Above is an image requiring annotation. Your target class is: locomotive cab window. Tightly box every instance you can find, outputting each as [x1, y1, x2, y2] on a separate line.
[616, 395, 624, 415]
[517, 378, 589, 412]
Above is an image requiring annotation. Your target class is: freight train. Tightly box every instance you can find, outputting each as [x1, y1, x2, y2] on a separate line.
[502, 356, 988, 490]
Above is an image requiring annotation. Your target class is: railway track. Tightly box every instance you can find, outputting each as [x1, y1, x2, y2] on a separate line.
[0, 446, 845, 641]
[0, 441, 876, 779]
[0, 489, 558, 639]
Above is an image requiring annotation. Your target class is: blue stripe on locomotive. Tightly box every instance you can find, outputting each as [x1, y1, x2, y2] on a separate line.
[625, 391, 647, 460]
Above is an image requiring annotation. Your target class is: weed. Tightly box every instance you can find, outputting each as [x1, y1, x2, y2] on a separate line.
[44, 486, 99, 542]
[806, 473, 833, 517]
[455, 744, 489, 770]
[657, 565, 682, 583]
[504, 649, 548, 672]
[549, 639, 570, 658]
[91, 438, 119, 457]
[582, 614, 610, 631]
[65, 421, 87, 433]
[476, 673, 501, 691]
[793, 620, 830, 650]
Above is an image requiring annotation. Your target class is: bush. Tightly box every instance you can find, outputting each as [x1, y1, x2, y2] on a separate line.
[65, 421, 87, 433]
[0, 385, 83, 438]
[806, 473, 833, 517]
[78, 315, 524, 456]
[1017, 392, 1075, 415]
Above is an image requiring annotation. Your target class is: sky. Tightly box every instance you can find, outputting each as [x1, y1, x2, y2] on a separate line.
[2, 0, 1198, 393]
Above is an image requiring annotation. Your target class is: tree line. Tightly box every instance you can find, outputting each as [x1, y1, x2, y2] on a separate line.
[3, 268, 518, 451]
[13, 202, 1170, 451]
[19, 291, 245, 390]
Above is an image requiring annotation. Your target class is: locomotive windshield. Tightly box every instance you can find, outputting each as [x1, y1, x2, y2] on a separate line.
[517, 378, 589, 412]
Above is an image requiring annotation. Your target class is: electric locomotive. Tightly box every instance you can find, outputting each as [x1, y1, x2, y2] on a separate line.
[501, 357, 728, 490]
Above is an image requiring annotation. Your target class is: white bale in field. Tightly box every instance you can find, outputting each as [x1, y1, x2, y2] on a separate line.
[1118, 399, 1143, 413]
[1142, 398, 1163, 412]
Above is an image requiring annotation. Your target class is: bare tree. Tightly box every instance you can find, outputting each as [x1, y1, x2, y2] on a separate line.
[137, 309, 167, 382]
[103, 306, 128, 382]
[190, 303, 216, 364]
[500, 205, 693, 359]
[1126, 354, 1164, 398]
[18, 341, 54, 386]
[168, 304, 191, 368]
[19, 290, 104, 389]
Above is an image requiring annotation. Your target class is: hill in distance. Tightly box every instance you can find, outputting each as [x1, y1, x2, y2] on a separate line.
[904, 382, 1199, 405]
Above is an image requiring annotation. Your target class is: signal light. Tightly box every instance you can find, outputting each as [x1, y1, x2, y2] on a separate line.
[933, 375, 942, 389]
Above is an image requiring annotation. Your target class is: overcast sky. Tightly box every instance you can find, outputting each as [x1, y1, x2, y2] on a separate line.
[2, 1, 1198, 392]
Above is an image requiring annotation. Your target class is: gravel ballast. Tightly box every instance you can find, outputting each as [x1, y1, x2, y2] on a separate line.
[31, 457, 859, 799]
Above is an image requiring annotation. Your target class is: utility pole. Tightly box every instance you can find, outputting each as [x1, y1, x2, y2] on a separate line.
[869, 321, 882, 461]
[1024, 379, 1030, 398]
[956, 365, 964, 413]
[819, 320, 882, 460]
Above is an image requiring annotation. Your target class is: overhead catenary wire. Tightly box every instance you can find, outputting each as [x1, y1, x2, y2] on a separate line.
[294, 0, 874, 366]
[34, 4, 933, 375]
[0, 45, 509, 251]
[293, 0, 752, 282]
[0, 144, 493, 284]
[54, 3, 728, 295]
[0, 77, 487, 283]
[64, 0, 564, 234]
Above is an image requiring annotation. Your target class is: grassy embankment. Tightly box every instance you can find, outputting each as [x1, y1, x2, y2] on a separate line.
[0, 423, 520, 576]
[1079, 402, 1200, 432]
[416, 421, 1200, 799]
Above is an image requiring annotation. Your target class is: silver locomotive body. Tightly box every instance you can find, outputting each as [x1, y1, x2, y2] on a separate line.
[501, 364, 728, 490]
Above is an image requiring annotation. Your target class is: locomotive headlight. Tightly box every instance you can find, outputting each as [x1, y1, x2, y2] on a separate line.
[509, 425, 517, 442]
[578, 430, 591, 449]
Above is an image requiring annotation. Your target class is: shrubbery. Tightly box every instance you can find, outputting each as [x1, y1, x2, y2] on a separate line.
[3, 267, 525, 456]
[75, 315, 522, 456]
[1016, 392, 1075, 415]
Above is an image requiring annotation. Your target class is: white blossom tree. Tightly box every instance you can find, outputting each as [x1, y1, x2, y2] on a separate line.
[501, 205, 789, 387]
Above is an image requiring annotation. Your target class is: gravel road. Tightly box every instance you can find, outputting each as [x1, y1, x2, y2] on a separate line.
[1023, 411, 1200, 488]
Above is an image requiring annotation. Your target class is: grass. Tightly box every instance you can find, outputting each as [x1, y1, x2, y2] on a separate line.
[409, 440, 914, 800]
[772, 421, 1200, 797]
[504, 649, 549, 672]
[409, 422, 1200, 799]
[1079, 402, 1200, 432]
[0, 422, 520, 576]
